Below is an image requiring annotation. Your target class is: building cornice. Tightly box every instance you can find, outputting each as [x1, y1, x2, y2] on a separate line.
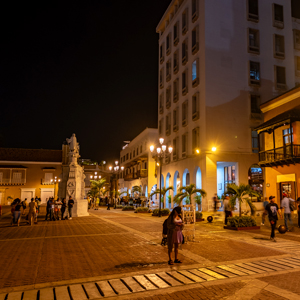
[0, 161, 62, 165]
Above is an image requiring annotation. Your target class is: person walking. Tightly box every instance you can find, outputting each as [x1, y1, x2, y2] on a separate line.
[13, 199, 22, 226]
[167, 206, 184, 265]
[281, 192, 295, 232]
[261, 197, 269, 225]
[28, 198, 37, 226]
[265, 196, 282, 242]
[67, 196, 74, 220]
[21, 198, 27, 215]
[45, 198, 53, 221]
[223, 196, 232, 225]
[213, 193, 218, 214]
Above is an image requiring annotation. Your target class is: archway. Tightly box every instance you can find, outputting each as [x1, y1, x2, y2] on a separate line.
[182, 168, 190, 187]
[173, 171, 180, 197]
[194, 166, 202, 211]
[150, 184, 157, 206]
[166, 172, 171, 208]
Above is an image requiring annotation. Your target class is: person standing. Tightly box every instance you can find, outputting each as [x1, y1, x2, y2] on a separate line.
[28, 198, 37, 226]
[265, 196, 282, 242]
[22, 198, 27, 215]
[61, 198, 67, 220]
[45, 198, 52, 221]
[213, 193, 218, 214]
[68, 196, 74, 220]
[261, 197, 269, 225]
[281, 192, 295, 232]
[167, 206, 184, 265]
[223, 196, 232, 225]
[13, 200, 22, 226]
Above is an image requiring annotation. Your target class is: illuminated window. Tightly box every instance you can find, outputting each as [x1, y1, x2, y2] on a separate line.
[273, 4, 284, 28]
[248, 28, 259, 54]
[248, 0, 258, 22]
[249, 61, 260, 86]
[274, 34, 285, 59]
[283, 128, 293, 145]
[192, 59, 199, 87]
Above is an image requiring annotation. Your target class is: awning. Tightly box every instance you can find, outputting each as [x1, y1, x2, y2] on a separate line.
[255, 108, 300, 134]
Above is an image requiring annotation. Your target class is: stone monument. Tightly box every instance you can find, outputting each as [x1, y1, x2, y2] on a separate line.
[58, 133, 89, 217]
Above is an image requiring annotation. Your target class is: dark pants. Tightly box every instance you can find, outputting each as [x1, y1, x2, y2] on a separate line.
[270, 219, 277, 238]
[45, 208, 54, 220]
[225, 210, 231, 225]
[68, 207, 73, 218]
[61, 207, 65, 219]
[298, 212, 300, 227]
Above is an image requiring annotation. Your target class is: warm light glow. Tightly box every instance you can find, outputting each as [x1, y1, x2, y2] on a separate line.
[150, 145, 154, 152]
[95, 172, 97, 175]
[90, 175, 93, 179]
[58, 179, 61, 182]
[168, 146, 173, 153]
[50, 179, 53, 182]
[121, 166, 124, 171]
[157, 147, 161, 154]
[103, 161, 106, 164]
[196, 149, 200, 154]
[162, 145, 166, 152]
[157, 162, 160, 166]
[212, 147, 217, 152]
[115, 161, 118, 165]
[109, 166, 112, 171]
[159, 138, 164, 145]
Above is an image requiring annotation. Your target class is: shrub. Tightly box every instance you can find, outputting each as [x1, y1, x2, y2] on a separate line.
[227, 216, 257, 228]
[196, 211, 203, 219]
[99, 202, 106, 206]
[136, 207, 149, 213]
[152, 208, 170, 216]
[122, 206, 135, 211]
[116, 205, 123, 209]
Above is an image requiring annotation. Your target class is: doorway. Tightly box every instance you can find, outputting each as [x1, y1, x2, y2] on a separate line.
[279, 181, 296, 200]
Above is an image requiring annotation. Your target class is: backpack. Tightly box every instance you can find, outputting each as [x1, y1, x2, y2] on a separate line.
[162, 218, 168, 235]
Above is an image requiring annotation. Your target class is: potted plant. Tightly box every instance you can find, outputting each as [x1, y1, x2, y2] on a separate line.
[196, 211, 204, 222]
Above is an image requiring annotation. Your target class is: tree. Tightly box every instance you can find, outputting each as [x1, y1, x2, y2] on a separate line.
[173, 184, 207, 206]
[194, 194, 202, 211]
[90, 178, 108, 198]
[150, 186, 174, 208]
[132, 185, 142, 197]
[225, 183, 261, 217]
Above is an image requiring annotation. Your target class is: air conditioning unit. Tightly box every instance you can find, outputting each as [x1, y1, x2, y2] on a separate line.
[182, 26, 187, 35]
[173, 93, 179, 103]
[192, 12, 198, 23]
[173, 124, 178, 132]
[160, 56, 164, 64]
[182, 86, 188, 95]
[174, 37, 179, 46]
[273, 20, 284, 29]
[192, 111, 199, 121]
[192, 43, 199, 54]
[192, 77, 199, 88]
[182, 56, 187, 65]
[173, 65, 178, 74]
[182, 119, 187, 127]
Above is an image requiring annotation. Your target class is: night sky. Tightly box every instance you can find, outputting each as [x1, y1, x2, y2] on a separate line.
[0, 1, 171, 164]
[0, 1, 299, 165]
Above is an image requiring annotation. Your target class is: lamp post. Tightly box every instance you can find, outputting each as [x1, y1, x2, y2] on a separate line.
[150, 138, 173, 217]
[50, 176, 61, 199]
[90, 172, 101, 181]
[109, 161, 124, 209]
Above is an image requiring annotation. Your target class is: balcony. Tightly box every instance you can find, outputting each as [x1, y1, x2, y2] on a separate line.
[258, 144, 300, 167]
[0, 178, 26, 185]
[124, 173, 134, 181]
[137, 169, 147, 178]
[124, 169, 147, 181]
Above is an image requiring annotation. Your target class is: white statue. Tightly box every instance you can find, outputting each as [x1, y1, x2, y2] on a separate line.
[66, 133, 79, 153]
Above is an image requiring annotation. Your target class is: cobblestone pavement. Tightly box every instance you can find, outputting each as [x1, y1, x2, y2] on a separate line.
[1, 207, 300, 299]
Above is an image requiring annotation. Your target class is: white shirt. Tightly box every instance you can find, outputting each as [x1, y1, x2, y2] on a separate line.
[281, 197, 295, 214]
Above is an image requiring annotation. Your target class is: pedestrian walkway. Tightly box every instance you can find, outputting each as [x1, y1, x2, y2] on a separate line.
[1, 256, 300, 299]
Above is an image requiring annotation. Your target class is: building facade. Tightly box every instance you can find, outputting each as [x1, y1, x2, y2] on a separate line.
[256, 86, 300, 206]
[0, 148, 62, 204]
[118, 128, 158, 200]
[156, 0, 300, 210]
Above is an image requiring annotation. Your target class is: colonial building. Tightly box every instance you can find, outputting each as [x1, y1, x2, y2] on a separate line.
[255, 86, 300, 204]
[0, 148, 62, 204]
[118, 128, 158, 200]
[156, 0, 300, 210]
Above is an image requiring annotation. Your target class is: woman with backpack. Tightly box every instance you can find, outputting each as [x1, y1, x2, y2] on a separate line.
[166, 206, 184, 265]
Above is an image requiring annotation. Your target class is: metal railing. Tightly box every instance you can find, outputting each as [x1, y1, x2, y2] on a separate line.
[259, 144, 300, 163]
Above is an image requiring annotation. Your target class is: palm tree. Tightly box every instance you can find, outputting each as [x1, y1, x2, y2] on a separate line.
[132, 185, 142, 197]
[173, 184, 207, 206]
[150, 186, 174, 208]
[194, 194, 202, 211]
[225, 183, 261, 217]
[90, 178, 108, 198]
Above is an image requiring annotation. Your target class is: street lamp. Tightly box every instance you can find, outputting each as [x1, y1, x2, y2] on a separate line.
[150, 138, 173, 217]
[109, 161, 124, 209]
[50, 176, 61, 199]
[90, 172, 102, 180]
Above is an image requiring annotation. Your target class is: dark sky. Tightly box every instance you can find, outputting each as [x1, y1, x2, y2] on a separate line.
[1, 1, 299, 165]
[0, 0, 171, 164]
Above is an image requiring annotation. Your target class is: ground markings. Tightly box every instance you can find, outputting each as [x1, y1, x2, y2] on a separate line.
[3, 257, 300, 299]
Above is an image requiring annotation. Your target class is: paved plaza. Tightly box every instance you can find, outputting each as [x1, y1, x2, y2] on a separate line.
[1, 207, 300, 299]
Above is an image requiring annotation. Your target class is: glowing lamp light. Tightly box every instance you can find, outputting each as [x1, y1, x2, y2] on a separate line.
[162, 145, 167, 152]
[196, 149, 200, 154]
[168, 146, 173, 153]
[212, 147, 217, 152]
[159, 138, 164, 145]
[90, 175, 93, 179]
[157, 147, 162, 154]
[157, 162, 160, 166]
[121, 166, 124, 171]
[150, 145, 154, 152]
[109, 166, 112, 171]
[115, 161, 118, 165]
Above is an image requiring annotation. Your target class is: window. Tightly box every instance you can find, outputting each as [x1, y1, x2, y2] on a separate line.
[293, 30, 300, 50]
[166, 86, 171, 108]
[130, 153, 132, 159]
[283, 128, 293, 145]
[159, 68, 164, 88]
[182, 133, 188, 158]
[192, 59, 199, 87]
[248, 0, 259, 22]
[249, 61, 260, 86]
[166, 33, 171, 55]
[192, 26, 199, 54]
[182, 9, 188, 34]
[273, 4, 284, 28]
[274, 34, 285, 59]
[296, 56, 300, 76]
[182, 69, 188, 95]
[133, 150, 135, 158]
[192, 92, 199, 120]
[12, 172, 22, 184]
[166, 60, 171, 81]
[250, 94, 261, 114]
[173, 50, 179, 74]
[159, 118, 164, 135]
[45, 173, 53, 184]
[182, 100, 188, 126]
[126, 153, 128, 160]
[192, 0, 198, 22]
[140, 145, 142, 153]
[192, 127, 199, 153]
[173, 78, 179, 102]
[275, 66, 286, 90]
[173, 137, 178, 161]
[174, 22, 179, 45]
[173, 107, 179, 132]
[136, 147, 139, 155]
[182, 39, 188, 65]
[248, 28, 259, 54]
[160, 43, 164, 64]
[159, 93, 164, 114]
[166, 113, 171, 136]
